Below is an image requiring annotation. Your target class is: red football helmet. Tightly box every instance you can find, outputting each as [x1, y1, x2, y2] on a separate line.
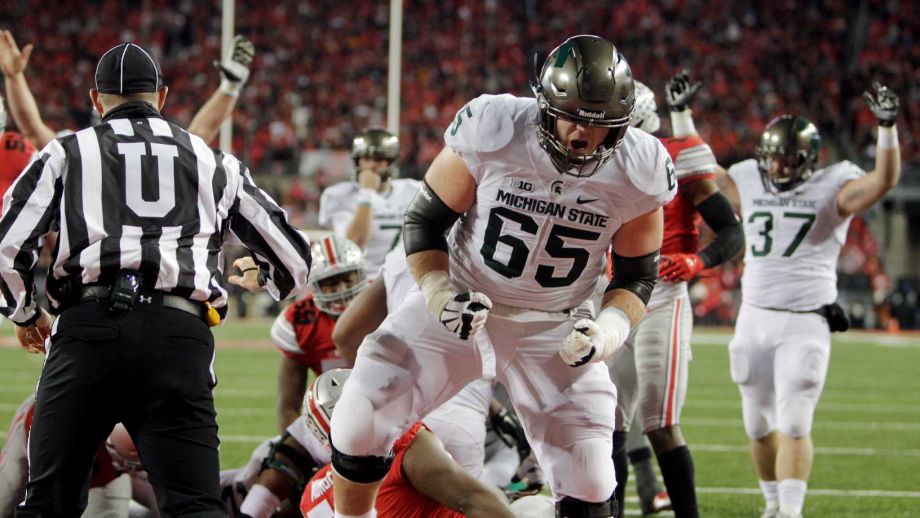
[105, 423, 144, 476]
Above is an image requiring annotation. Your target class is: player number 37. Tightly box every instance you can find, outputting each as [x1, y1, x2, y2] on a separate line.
[748, 211, 816, 257]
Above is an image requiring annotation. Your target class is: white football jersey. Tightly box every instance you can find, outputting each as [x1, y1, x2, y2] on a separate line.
[729, 159, 863, 311]
[318, 177, 421, 278]
[380, 245, 414, 311]
[445, 94, 676, 311]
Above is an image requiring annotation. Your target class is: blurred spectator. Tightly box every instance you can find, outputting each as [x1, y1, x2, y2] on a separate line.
[4, 0, 916, 174]
[4, 0, 915, 322]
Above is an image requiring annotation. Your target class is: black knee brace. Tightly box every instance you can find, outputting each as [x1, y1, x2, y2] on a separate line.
[330, 442, 393, 484]
[556, 496, 618, 518]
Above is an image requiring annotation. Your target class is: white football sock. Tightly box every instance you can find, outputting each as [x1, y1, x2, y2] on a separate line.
[334, 510, 377, 518]
[759, 479, 778, 507]
[778, 478, 807, 516]
[239, 484, 281, 518]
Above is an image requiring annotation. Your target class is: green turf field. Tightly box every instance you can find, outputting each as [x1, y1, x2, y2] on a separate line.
[2, 320, 918, 516]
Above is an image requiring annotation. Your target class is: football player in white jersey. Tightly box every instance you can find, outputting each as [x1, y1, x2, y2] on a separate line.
[720, 83, 901, 518]
[318, 128, 422, 279]
[609, 72, 745, 518]
[327, 35, 676, 518]
[332, 245, 530, 485]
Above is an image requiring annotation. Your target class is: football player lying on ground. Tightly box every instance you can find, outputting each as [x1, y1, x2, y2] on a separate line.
[228, 237, 527, 516]
[223, 235, 367, 517]
[299, 369, 515, 518]
[0, 397, 153, 518]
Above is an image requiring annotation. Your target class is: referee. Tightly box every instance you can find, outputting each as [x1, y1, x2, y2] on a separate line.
[0, 43, 311, 517]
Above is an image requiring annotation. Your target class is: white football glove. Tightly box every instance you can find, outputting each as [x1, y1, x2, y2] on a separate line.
[419, 271, 492, 340]
[560, 307, 631, 367]
[215, 35, 255, 96]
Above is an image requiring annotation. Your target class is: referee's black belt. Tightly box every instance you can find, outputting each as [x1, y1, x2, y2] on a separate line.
[80, 285, 204, 320]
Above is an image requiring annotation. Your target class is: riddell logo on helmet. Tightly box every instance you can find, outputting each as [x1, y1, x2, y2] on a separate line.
[576, 108, 605, 119]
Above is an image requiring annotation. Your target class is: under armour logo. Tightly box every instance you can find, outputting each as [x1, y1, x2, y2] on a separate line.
[138, 295, 153, 304]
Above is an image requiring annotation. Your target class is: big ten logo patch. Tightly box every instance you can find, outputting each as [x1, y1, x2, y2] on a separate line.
[509, 179, 534, 192]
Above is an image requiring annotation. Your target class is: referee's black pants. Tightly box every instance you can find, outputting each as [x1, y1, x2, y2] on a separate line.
[16, 299, 225, 518]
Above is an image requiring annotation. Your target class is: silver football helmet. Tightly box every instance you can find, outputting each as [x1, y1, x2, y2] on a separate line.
[630, 80, 660, 134]
[533, 34, 635, 177]
[308, 235, 367, 315]
[303, 368, 351, 448]
[755, 115, 820, 193]
[351, 127, 399, 181]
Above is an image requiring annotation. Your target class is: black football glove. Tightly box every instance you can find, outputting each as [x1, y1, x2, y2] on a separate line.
[214, 35, 255, 95]
[490, 407, 531, 461]
[665, 69, 701, 112]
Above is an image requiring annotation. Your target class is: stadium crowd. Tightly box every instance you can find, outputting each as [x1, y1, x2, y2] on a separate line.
[4, 0, 918, 172]
[2, 0, 916, 329]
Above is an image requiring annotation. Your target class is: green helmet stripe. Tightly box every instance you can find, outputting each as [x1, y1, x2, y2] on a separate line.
[553, 41, 573, 68]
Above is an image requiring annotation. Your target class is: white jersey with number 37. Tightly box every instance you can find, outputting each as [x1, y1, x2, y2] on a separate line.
[444, 94, 676, 312]
[728, 159, 864, 311]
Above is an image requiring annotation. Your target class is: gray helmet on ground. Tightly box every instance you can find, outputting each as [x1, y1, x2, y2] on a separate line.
[351, 127, 399, 180]
[533, 34, 635, 177]
[755, 115, 820, 193]
[303, 368, 351, 448]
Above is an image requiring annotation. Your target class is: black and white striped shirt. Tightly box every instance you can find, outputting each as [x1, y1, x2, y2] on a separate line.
[0, 101, 311, 325]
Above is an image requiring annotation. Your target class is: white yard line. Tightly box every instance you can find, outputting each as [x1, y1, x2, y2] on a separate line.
[692, 331, 920, 347]
[687, 398, 920, 414]
[684, 416, 920, 432]
[696, 487, 920, 498]
[692, 443, 920, 458]
[209, 434, 920, 458]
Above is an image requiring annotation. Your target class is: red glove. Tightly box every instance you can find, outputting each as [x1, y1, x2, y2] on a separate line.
[659, 253, 705, 282]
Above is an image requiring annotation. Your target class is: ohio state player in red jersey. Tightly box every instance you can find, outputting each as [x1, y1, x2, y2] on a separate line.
[607, 71, 744, 518]
[270, 235, 366, 432]
[300, 370, 514, 518]
[0, 97, 37, 211]
[0, 396, 138, 518]
[217, 235, 368, 518]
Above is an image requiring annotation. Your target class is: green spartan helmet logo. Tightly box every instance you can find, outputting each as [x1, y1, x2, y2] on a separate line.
[551, 180, 565, 195]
